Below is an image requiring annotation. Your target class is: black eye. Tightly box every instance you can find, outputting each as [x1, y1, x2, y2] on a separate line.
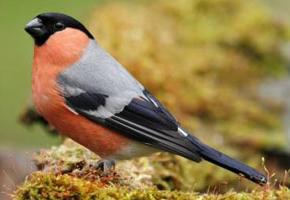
[54, 22, 65, 31]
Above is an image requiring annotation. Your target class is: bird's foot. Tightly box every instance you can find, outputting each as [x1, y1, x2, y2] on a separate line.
[95, 159, 116, 175]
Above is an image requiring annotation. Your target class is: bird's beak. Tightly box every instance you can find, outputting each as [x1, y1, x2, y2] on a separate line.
[25, 18, 46, 38]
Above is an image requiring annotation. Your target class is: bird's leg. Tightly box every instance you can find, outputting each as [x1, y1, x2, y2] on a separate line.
[95, 159, 116, 174]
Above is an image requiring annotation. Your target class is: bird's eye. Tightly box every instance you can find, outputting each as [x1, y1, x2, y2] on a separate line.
[54, 22, 65, 31]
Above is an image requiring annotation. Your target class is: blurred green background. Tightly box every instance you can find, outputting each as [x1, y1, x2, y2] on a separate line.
[0, 0, 101, 147]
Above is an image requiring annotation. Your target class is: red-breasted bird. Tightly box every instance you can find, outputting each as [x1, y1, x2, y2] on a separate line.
[25, 12, 267, 185]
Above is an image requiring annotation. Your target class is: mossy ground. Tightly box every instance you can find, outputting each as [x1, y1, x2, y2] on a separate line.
[14, 172, 290, 200]
[13, 141, 290, 199]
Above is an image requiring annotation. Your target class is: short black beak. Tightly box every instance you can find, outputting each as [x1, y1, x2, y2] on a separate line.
[25, 18, 46, 38]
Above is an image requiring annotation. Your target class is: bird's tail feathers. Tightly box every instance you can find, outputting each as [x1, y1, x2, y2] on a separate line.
[187, 134, 267, 185]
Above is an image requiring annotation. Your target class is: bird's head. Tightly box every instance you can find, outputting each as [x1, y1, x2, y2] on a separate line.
[25, 13, 94, 65]
[25, 12, 94, 46]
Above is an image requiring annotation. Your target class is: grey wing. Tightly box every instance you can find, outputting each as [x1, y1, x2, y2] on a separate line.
[58, 40, 146, 118]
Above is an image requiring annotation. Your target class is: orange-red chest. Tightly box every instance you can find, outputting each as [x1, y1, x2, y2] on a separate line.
[31, 29, 130, 157]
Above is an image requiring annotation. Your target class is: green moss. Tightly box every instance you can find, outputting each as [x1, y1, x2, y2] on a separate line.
[16, 140, 289, 192]
[14, 172, 290, 200]
[13, 140, 290, 199]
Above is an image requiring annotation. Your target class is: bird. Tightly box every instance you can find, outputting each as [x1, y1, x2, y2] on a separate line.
[25, 12, 267, 185]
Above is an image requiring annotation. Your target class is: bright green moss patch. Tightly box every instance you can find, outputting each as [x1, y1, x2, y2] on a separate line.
[14, 173, 196, 200]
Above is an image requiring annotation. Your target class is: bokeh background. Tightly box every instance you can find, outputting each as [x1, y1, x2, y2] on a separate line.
[0, 0, 98, 147]
[1, 0, 290, 199]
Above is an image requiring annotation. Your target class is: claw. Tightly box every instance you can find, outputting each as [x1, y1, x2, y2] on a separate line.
[95, 159, 116, 174]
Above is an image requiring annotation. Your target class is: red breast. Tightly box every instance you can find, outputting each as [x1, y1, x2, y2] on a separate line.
[32, 28, 130, 157]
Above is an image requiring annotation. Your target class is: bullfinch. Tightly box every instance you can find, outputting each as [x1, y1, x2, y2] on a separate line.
[25, 12, 267, 185]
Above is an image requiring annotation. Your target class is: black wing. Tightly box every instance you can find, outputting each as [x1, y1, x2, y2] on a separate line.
[117, 90, 178, 131]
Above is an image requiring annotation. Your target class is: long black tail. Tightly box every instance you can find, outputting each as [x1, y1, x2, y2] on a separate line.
[187, 135, 267, 185]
